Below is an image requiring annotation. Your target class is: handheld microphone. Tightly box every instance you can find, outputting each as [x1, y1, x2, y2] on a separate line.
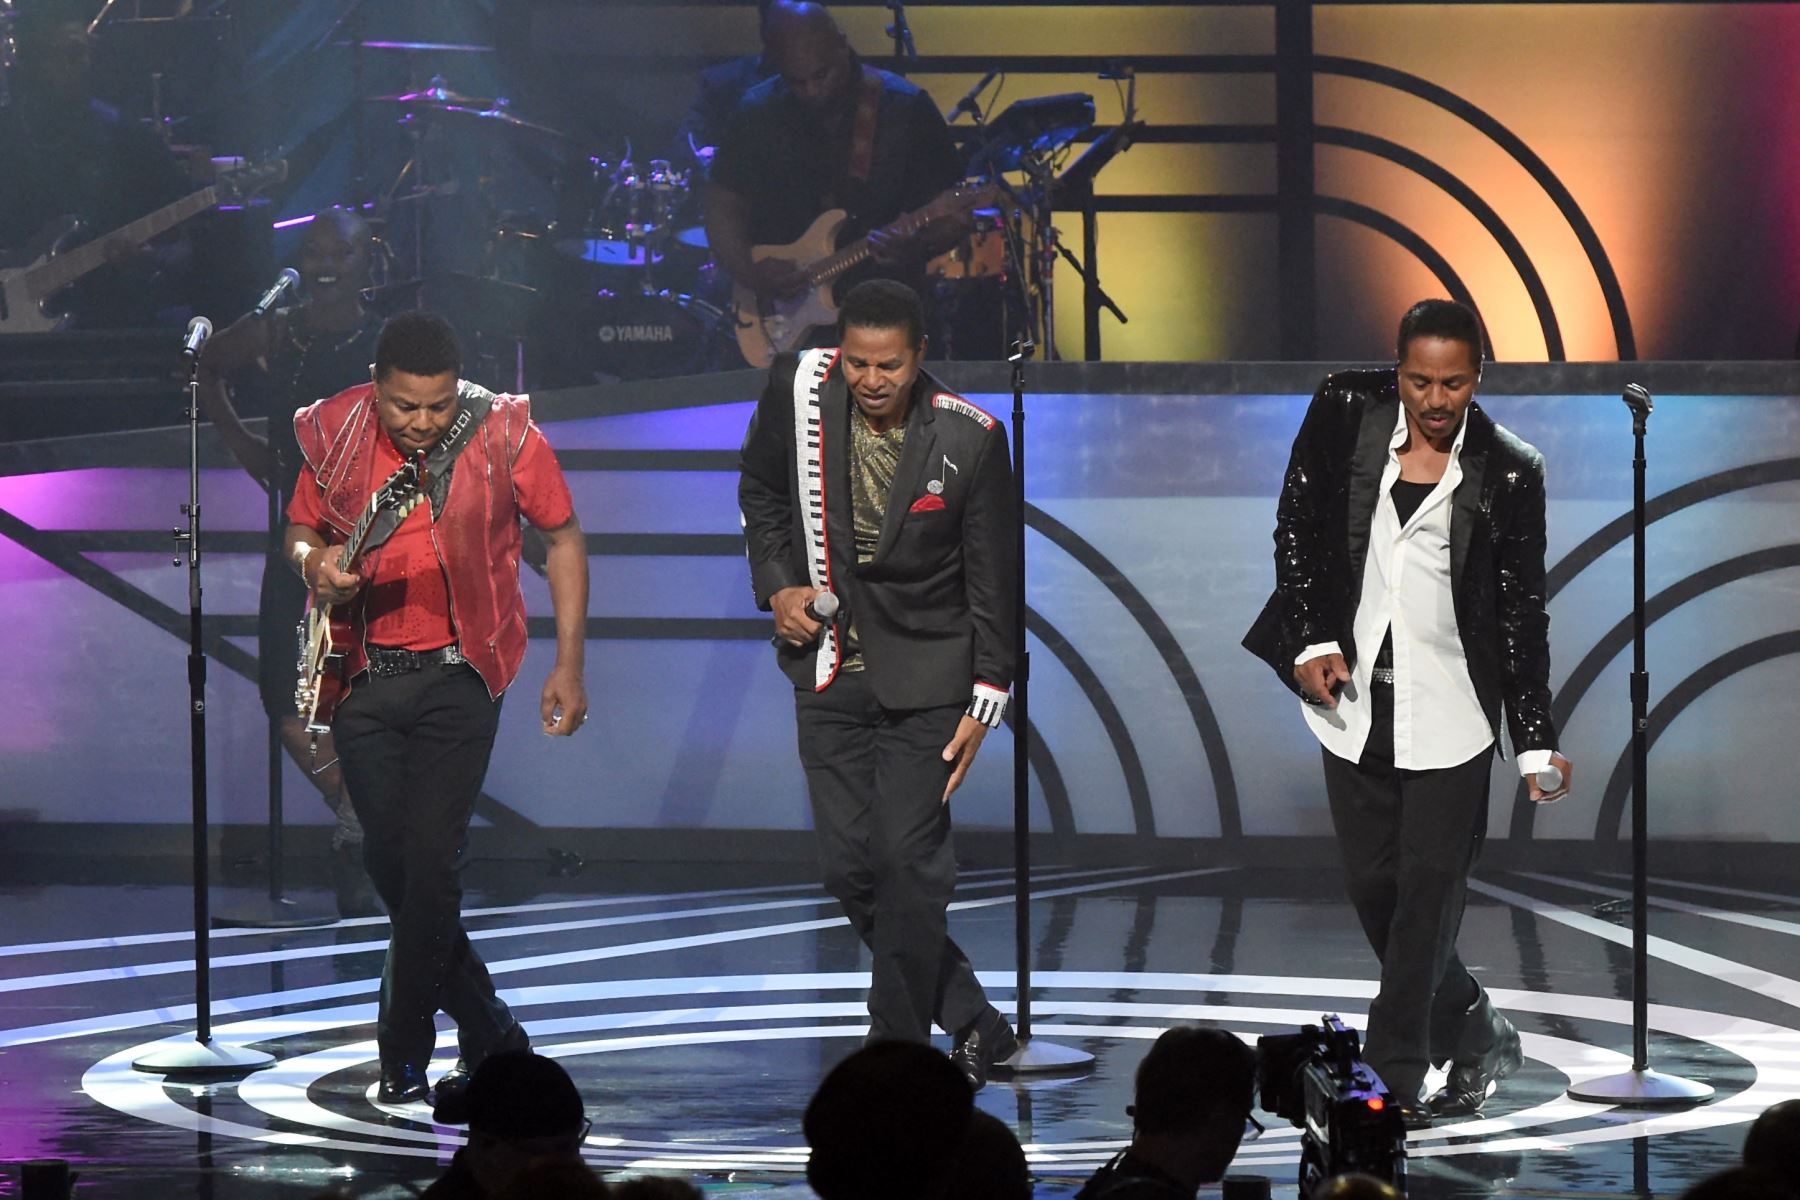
[182, 315, 213, 360]
[770, 590, 840, 650]
[950, 69, 999, 120]
[252, 267, 301, 318]
[1535, 764, 1564, 793]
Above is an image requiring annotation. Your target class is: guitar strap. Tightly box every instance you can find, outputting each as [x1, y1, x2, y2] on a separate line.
[844, 67, 883, 188]
[357, 381, 494, 557]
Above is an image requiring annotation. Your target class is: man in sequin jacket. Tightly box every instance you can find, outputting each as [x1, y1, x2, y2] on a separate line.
[1244, 299, 1573, 1127]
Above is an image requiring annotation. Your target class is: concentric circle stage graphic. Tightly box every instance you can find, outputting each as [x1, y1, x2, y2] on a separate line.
[5, 865, 1798, 1196]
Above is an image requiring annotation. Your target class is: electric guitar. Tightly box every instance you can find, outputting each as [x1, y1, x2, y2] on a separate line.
[731, 182, 996, 368]
[0, 158, 287, 334]
[294, 454, 428, 735]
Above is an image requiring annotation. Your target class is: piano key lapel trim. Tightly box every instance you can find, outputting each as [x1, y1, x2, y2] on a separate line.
[793, 347, 843, 692]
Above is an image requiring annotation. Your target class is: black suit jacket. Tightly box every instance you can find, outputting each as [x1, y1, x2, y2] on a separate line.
[738, 353, 1017, 710]
[1242, 368, 1558, 758]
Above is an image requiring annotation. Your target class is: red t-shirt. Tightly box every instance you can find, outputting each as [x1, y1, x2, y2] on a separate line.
[289, 424, 575, 652]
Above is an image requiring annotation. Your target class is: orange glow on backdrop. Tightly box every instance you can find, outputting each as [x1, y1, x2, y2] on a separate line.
[1316, 4, 1800, 361]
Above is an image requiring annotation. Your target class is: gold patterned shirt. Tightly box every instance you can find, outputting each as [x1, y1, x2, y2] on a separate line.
[842, 406, 907, 669]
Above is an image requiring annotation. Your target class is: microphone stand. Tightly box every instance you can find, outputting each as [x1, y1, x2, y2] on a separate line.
[885, 3, 915, 67]
[1565, 385, 1712, 1107]
[133, 332, 276, 1079]
[212, 473, 333, 930]
[1001, 337, 1092, 1077]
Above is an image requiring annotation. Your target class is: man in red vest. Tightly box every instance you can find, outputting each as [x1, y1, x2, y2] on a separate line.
[285, 312, 589, 1118]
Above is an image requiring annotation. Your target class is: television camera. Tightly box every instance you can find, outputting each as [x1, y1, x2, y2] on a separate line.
[1257, 1015, 1408, 1194]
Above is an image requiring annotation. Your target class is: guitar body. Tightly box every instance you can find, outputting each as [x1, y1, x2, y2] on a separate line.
[292, 455, 428, 734]
[732, 209, 848, 369]
[729, 184, 998, 368]
[295, 605, 356, 735]
[0, 161, 285, 336]
[0, 217, 80, 334]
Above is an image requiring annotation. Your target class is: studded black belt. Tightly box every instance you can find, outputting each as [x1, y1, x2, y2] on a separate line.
[365, 644, 466, 678]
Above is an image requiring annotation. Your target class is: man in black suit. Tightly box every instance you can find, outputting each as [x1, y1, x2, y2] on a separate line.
[738, 279, 1019, 1089]
[1244, 299, 1574, 1127]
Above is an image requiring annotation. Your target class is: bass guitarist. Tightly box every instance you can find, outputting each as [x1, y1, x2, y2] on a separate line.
[704, 0, 966, 346]
[0, 3, 192, 329]
[284, 312, 589, 1120]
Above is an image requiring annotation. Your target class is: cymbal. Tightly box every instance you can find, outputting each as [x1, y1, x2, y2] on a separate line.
[446, 271, 539, 300]
[675, 226, 709, 251]
[367, 83, 496, 108]
[429, 104, 567, 142]
[342, 40, 497, 54]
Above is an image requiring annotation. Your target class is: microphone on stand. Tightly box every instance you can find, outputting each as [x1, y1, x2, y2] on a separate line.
[251, 267, 301, 318]
[182, 315, 213, 360]
[949, 69, 999, 122]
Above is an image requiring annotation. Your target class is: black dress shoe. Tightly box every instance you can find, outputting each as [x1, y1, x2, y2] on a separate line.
[377, 1064, 430, 1106]
[432, 1022, 531, 1124]
[1428, 1015, 1523, 1117]
[948, 1010, 1020, 1092]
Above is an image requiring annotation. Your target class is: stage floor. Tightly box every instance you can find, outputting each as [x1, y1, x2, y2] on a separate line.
[1, 861, 1792, 1199]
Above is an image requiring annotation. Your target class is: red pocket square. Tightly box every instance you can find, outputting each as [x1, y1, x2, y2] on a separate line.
[908, 494, 946, 513]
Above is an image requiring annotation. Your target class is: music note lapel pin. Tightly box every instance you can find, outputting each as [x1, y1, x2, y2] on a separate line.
[927, 454, 958, 495]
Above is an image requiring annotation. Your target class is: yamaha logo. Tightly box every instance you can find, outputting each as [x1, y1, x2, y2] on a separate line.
[598, 324, 677, 344]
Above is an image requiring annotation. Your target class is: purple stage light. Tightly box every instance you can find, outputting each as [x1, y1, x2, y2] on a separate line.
[271, 214, 316, 230]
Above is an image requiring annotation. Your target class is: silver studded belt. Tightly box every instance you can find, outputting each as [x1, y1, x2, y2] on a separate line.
[365, 643, 466, 678]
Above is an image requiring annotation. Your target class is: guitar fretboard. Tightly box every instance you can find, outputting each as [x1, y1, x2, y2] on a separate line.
[26, 186, 220, 300]
[337, 498, 383, 574]
[336, 461, 418, 573]
[804, 191, 986, 288]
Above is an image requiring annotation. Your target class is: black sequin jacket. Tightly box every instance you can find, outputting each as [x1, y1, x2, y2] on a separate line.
[1242, 368, 1558, 759]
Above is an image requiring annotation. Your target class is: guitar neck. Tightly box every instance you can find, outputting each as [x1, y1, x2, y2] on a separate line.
[27, 186, 219, 299]
[806, 203, 943, 287]
[338, 504, 380, 573]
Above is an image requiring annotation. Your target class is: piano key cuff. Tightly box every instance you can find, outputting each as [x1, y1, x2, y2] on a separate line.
[967, 682, 1009, 729]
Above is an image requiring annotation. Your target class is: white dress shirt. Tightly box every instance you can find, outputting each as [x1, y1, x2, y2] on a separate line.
[1297, 403, 1552, 778]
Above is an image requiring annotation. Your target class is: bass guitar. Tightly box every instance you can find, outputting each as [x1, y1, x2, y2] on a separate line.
[294, 454, 428, 735]
[731, 182, 996, 369]
[0, 159, 286, 334]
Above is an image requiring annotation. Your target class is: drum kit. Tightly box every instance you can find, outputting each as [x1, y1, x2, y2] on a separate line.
[358, 76, 731, 387]
[351, 61, 1124, 383]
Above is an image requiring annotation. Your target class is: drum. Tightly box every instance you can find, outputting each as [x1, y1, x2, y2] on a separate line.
[926, 207, 1017, 280]
[547, 292, 725, 382]
[551, 156, 692, 276]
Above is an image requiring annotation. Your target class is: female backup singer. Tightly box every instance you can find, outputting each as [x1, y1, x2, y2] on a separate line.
[197, 208, 384, 918]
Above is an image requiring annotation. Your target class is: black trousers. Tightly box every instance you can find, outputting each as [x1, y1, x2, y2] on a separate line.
[1320, 681, 1494, 1099]
[334, 662, 515, 1073]
[795, 669, 992, 1043]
